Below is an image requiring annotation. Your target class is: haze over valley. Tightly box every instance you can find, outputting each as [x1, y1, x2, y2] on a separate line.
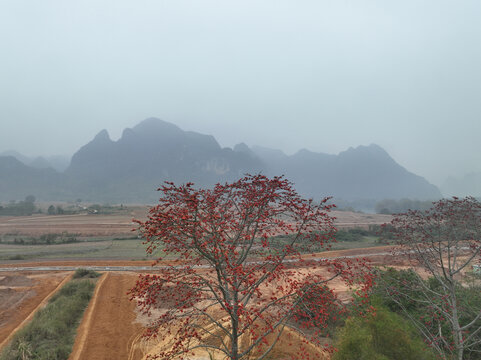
[1, 118, 443, 208]
[2, 1, 481, 198]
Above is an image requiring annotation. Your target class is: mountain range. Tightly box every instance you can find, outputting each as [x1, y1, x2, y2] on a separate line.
[0, 118, 442, 206]
[0, 150, 69, 173]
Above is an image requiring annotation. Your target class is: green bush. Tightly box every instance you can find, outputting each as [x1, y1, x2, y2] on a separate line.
[73, 268, 100, 279]
[333, 304, 436, 360]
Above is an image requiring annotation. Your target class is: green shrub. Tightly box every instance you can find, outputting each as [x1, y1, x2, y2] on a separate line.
[73, 268, 100, 279]
[8, 254, 26, 260]
[333, 304, 436, 360]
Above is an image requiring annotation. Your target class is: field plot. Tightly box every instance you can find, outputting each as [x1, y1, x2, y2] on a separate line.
[0, 209, 390, 236]
[331, 210, 391, 229]
[0, 210, 391, 263]
[0, 206, 148, 237]
[0, 210, 395, 360]
[0, 208, 153, 262]
[0, 271, 70, 350]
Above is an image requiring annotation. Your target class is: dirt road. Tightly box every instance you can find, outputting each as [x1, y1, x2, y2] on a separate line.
[0, 245, 397, 272]
[69, 272, 145, 360]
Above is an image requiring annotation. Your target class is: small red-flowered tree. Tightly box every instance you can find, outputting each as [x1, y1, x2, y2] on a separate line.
[382, 197, 481, 360]
[129, 175, 373, 360]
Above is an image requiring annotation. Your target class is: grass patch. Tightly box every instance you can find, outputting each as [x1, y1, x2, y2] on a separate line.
[0, 277, 98, 360]
[330, 235, 382, 250]
[264, 229, 384, 254]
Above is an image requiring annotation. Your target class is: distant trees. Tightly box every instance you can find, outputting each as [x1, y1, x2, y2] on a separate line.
[46, 205, 65, 215]
[0, 195, 37, 216]
[25, 195, 36, 204]
[375, 198, 435, 214]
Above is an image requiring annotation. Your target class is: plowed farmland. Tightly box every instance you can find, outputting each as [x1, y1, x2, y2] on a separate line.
[0, 209, 390, 237]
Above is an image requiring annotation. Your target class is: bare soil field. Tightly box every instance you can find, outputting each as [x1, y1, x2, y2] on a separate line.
[0, 245, 400, 359]
[0, 271, 70, 351]
[0, 210, 395, 359]
[0, 209, 391, 237]
[0, 206, 149, 237]
[330, 210, 392, 229]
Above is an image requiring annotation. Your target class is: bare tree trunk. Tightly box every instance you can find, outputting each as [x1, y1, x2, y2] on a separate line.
[449, 287, 463, 360]
[231, 303, 239, 360]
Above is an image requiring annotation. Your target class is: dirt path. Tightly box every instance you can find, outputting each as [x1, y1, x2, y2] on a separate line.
[69, 272, 145, 360]
[0, 272, 71, 351]
[0, 245, 397, 270]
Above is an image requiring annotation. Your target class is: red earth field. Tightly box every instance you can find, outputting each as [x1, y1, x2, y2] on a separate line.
[0, 209, 391, 237]
[0, 210, 397, 359]
[0, 271, 71, 349]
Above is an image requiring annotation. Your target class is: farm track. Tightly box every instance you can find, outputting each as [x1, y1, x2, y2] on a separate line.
[0, 245, 396, 272]
[68, 272, 145, 360]
[69, 273, 108, 360]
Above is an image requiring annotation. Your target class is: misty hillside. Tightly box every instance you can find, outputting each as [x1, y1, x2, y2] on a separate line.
[64, 118, 264, 202]
[250, 144, 441, 201]
[0, 150, 70, 172]
[0, 156, 68, 200]
[0, 118, 441, 204]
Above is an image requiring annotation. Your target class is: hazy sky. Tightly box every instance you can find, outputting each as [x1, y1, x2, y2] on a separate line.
[1, 0, 480, 187]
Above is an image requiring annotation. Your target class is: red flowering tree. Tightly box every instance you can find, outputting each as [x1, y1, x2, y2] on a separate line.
[129, 175, 372, 360]
[382, 197, 481, 360]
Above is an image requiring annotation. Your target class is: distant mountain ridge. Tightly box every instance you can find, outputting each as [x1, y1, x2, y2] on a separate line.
[0, 156, 67, 200]
[250, 143, 440, 201]
[65, 118, 263, 202]
[0, 150, 70, 172]
[0, 117, 442, 204]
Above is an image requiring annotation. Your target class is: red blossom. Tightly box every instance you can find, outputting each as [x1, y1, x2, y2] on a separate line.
[129, 174, 373, 360]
